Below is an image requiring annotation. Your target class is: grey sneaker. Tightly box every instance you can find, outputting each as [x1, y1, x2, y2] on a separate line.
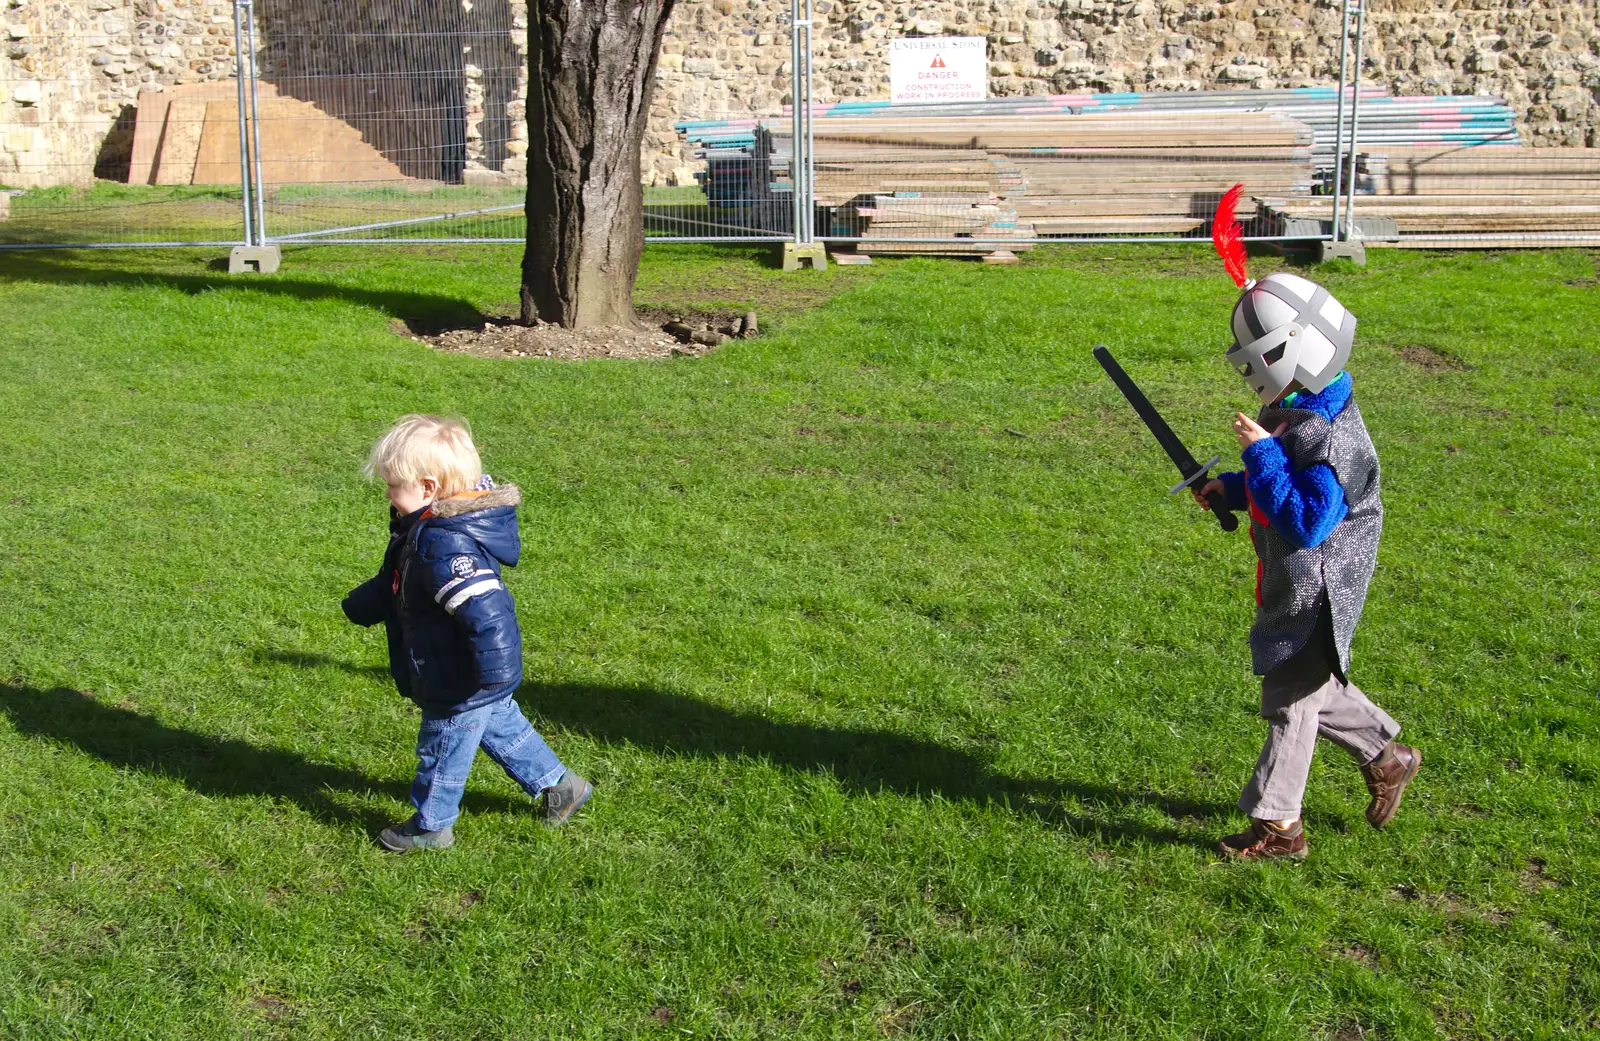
[544, 770, 593, 828]
[378, 819, 455, 853]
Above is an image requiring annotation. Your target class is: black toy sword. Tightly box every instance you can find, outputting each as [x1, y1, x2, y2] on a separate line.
[1093, 345, 1238, 532]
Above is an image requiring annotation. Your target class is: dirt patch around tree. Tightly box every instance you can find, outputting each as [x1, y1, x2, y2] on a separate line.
[397, 306, 759, 361]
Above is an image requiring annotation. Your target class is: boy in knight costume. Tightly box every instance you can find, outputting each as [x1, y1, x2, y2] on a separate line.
[1195, 186, 1420, 860]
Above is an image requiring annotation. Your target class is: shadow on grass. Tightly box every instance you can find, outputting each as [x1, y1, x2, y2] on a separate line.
[0, 681, 526, 836]
[0, 254, 484, 332]
[518, 678, 1228, 850]
[255, 651, 1228, 848]
[256, 648, 391, 683]
[3, 662, 1233, 851]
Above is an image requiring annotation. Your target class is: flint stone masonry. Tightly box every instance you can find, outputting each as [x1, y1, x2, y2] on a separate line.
[3, 0, 1598, 189]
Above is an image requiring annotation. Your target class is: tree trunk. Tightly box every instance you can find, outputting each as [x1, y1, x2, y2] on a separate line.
[521, 0, 675, 329]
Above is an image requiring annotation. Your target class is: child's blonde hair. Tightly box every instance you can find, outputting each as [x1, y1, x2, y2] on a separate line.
[363, 414, 483, 498]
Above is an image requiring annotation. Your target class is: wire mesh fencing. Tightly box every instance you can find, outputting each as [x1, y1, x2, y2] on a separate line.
[0, 0, 253, 248]
[648, 8, 800, 243]
[1340, 146, 1600, 250]
[243, 1, 801, 245]
[5, 0, 1600, 255]
[246, 0, 526, 244]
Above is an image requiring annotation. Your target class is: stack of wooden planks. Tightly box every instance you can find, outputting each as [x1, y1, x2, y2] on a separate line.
[761, 138, 1030, 252]
[769, 111, 1305, 246]
[830, 192, 1032, 255]
[1258, 146, 1600, 245]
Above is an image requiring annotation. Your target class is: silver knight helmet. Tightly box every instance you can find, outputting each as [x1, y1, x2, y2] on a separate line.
[1226, 272, 1357, 406]
[1212, 184, 1357, 405]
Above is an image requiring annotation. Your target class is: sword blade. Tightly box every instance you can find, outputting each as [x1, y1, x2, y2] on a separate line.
[1093, 345, 1204, 479]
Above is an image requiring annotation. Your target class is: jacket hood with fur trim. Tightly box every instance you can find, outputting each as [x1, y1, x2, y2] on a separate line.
[416, 484, 522, 568]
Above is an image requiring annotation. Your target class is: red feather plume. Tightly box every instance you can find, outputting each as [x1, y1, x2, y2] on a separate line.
[1212, 183, 1249, 288]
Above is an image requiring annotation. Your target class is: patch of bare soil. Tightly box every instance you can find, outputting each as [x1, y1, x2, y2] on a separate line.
[1330, 1019, 1372, 1041]
[399, 306, 759, 361]
[1392, 343, 1473, 372]
[1335, 943, 1379, 968]
[1520, 857, 1560, 891]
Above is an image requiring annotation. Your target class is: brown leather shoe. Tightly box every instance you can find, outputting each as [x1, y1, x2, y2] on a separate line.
[1219, 819, 1308, 861]
[1361, 742, 1421, 830]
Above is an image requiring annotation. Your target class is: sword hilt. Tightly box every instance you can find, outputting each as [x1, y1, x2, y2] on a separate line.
[1167, 455, 1238, 532]
[1169, 455, 1223, 496]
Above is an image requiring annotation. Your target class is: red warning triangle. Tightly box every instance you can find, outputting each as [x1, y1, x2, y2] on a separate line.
[930, 55, 946, 68]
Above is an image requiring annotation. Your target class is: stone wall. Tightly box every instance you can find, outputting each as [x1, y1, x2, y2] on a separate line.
[2, 0, 240, 187]
[5, 0, 1599, 189]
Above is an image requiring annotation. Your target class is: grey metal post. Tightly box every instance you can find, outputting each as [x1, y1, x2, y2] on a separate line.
[802, 0, 815, 244]
[1328, 0, 1351, 243]
[790, 0, 802, 243]
[779, 0, 824, 267]
[232, 0, 254, 246]
[1343, 0, 1367, 241]
[243, 0, 267, 246]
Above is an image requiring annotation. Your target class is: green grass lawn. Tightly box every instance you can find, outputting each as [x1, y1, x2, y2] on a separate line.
[0, 242, 1595, 1040]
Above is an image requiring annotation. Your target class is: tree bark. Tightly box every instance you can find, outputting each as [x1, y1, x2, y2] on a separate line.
[521, 0, 675, 329]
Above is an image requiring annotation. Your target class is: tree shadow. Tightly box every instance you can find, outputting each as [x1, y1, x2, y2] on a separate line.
[523, 681, 1228, 850]
[0, 682, 525, 835]
[0, 254, 485, 332]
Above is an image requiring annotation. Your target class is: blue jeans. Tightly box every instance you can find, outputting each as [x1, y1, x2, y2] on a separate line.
[410, 697, 567, 831]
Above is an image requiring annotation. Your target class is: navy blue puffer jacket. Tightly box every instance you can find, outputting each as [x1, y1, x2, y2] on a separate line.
[342, 485, 524, 714]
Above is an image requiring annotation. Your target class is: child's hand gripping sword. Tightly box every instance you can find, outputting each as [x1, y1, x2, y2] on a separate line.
[1093, 345, 1238, 532]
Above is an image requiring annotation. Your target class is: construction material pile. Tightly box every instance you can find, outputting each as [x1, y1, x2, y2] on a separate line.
[778, 111, 1306, 249]
[680, 110, 1310, 251]
[798, 88, 1520, 161]
[1258, 146, 1600, 245]
[676, 87, 1600, 251]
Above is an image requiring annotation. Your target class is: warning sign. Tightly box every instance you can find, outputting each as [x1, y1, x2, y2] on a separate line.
[889, 36, 987, 105]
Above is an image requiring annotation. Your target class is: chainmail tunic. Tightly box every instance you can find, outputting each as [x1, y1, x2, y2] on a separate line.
[1248, 398, 1382, 676]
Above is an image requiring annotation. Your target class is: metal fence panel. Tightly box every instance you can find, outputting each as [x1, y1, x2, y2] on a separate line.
[0, 2, 251, 248]
[246, 0, 527, 244]
[243, 0, 799, 245]
[6, 0, 1600, 255]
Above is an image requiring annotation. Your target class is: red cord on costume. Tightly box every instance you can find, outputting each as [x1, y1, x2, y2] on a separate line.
[1212, 183, 1249, 288]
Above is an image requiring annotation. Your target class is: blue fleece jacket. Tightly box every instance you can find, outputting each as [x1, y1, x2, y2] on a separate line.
[1216, 372, 1352, 550]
